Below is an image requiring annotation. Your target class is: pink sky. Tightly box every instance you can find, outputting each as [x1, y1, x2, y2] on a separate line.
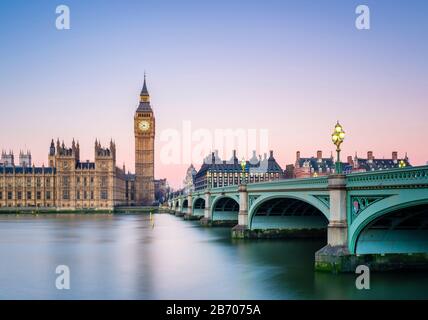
[1, 1, 427, 189]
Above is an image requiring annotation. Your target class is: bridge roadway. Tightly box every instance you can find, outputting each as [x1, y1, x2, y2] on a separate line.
[168, 166, 428, 272]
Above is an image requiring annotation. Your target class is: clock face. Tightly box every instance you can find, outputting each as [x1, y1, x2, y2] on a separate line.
[139, 120, 150, 131]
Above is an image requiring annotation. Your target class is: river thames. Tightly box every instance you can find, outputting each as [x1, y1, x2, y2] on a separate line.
[0, 213, 427, 300]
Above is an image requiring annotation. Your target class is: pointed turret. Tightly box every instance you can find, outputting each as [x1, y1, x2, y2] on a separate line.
[140, 72, 150, 100]
[137, 73, 153, 112]
[49, 139, 56, 157]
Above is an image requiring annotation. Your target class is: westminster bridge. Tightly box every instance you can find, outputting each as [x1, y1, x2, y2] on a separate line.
[168, 165, 428, 272]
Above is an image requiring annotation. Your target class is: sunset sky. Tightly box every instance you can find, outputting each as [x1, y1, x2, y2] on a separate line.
[1, 0, 427, 188]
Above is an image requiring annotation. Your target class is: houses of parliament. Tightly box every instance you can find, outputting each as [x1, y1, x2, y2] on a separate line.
[0, 78, 161, 210]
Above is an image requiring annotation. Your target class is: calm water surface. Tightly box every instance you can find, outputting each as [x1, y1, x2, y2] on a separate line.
[0, 213, 427, 299]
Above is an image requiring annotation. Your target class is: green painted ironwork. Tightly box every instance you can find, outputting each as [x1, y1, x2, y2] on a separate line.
[347, 165, 428, 189]
[350, 195, 390, 221]
[171, 165, 428, 255]
[248, 195, 261, 209]
[314, 195, 330, 209]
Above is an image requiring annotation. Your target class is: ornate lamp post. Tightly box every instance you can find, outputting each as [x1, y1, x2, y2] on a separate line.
[399, 159, 406, 168]
[240, 157, 247, 185]
[331, 121, 345, 174]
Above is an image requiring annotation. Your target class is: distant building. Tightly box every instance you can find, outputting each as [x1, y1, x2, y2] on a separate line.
[293, 151, 336, 178]
[284, 164, 296, 179]
[289, 150, 412, 178]
[1, 150, 33, 167]
[154, 178, 169, 204]
[348, 151, 411, 171]
[19, 151, 32, 167]
[183, 164, 197, 195]
[123, 174, 169, 205]
[0, 151, 14, 167]
[194, 150, 284, 191]
[125, 172, 136, 205]
[0, 139, 128, 210]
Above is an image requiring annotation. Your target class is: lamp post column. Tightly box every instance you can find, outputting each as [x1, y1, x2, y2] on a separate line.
[332, 121, 345, 174]
[232, 158, 250, 238]
[336, 147, 342, 174]
[315, 121, 351, 272]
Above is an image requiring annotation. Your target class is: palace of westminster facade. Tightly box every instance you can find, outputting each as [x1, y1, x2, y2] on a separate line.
[0, 78, 159, 210]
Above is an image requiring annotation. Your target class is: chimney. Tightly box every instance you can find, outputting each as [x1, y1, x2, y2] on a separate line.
[269, 150, 274, 159]
[347, 155, 354, 166]
[367, 151, 374, 160]
[296, 151, 301, 161]
[317, 150, 322, 161]
[231, 149, 237, 163]
[392, 151, 398, 161]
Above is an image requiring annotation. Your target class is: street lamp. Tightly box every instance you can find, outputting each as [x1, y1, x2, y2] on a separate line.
[399, 160, 406, 168]
[331, 121, 345, 174]
[240, 157, 247, 184]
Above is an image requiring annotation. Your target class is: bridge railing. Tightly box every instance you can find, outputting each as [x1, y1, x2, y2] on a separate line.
[346, 165, 428, 188]
[246, 176, 329, 191]
[202, 176, 329, 193]
[171, 176, 330, 198]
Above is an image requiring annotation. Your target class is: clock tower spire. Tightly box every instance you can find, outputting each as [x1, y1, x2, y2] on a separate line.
[134, 74, 155, 206]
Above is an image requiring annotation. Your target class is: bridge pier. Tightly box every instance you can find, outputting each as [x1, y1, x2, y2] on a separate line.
[315, 174, 352, 272]
[175, 198, 185, 217]
[184, 194, 199, 220]
[200, 190, 212, 226]
[231, 184, 250, 238]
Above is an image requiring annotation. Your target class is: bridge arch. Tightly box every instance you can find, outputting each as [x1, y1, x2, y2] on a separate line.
[211, 195, 239, 222]
[181, 199, 189, 213]
[350, 197, 428, 254]
[248, 194, 329, 231]
[192, 197, 205, 217]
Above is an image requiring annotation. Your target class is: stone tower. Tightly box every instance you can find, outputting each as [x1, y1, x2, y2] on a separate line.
[134, 75, 155, 205]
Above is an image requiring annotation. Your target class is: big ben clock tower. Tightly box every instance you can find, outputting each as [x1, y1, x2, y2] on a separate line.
[134, 75, 155, 205]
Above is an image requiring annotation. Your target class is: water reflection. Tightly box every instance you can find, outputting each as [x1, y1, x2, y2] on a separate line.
[0, 213, 427, 299]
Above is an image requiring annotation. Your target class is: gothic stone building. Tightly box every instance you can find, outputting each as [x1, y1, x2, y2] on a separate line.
[0, 139, 127, 210]
[0, 78, 159, 210]
[134, 75, 156, 205]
